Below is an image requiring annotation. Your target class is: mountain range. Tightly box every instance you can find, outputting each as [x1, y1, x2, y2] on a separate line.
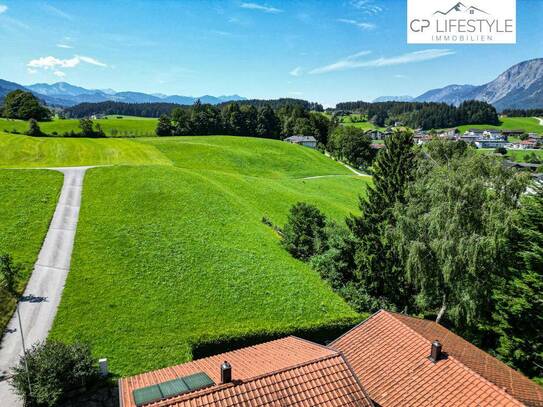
[0, 80, 246, 107]
[1, 58, 541, 110]
[373, 58, 543, 110]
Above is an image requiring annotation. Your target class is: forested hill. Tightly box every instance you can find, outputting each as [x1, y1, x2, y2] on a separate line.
[334, 100, 500, 129]
[218, 98, 323, 112]
[65, 98, 324, 118]
[64, 101, 181, 118]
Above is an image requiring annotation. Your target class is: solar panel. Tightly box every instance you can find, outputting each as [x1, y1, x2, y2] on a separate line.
[133, 385, 162, 406]
[158, 378, 190, 398]
[183, 372, 215, 391]
[132, 372, 215, 406]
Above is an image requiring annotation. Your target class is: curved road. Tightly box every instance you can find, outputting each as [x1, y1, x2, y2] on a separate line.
[0, 166, 93, 406]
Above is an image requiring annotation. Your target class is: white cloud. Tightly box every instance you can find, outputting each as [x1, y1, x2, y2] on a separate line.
[310, 49, 455, 74]
[56, 44, 73, 49]
[338, 18, 376, 31]
[53, 70, 66, 78]
[78, 55, 107, 67]
[289, 66, 303, 77]
[42, 4, 72, 20]
[240, 2, 283, 13]
[27, 55, 107, 71]
[350, 0, 383, 15]
[27, 68, 37, 74]
[0, 4, 7, 14]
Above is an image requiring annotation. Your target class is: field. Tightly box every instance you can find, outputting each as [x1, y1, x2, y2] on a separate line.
[477, 148, 543, 163]
[0, 115, 158, 138]
[457, 117, 543, 134]
[0, 135, 369, 376]
[0, 132, 170, 167]
[0, 170, 63, 332]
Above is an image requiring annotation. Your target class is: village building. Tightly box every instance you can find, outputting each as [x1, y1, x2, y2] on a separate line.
[283, 135, 317, 149]
[119, 310, 543, 407]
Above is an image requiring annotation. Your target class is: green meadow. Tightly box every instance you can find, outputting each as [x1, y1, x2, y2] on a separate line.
[0, 133, 368, 376]
[0, 115, 158, 137]
[457, 117, 543, 134]
[0, 170, 63, 332]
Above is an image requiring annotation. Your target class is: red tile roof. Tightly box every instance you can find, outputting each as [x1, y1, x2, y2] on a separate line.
[331, 310, 543, 407]
[119, 336, 373, 407]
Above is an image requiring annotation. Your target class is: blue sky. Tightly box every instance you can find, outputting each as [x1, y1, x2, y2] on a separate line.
[0, 0, 542, 106]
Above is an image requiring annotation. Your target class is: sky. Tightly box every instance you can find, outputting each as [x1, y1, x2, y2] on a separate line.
[0, 0, 542, 106]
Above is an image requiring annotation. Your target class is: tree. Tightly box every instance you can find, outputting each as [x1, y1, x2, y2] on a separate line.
[282, 202, 327, 261]
[156, 115, 172, 136]
[26, 119, 43, 137]
[347, 130, 417, 311]
[493, 181, 543, 378]
[9, 341, 98, 407]
[256, 105, 281, 139]
[0, 253, 20, 297]
[79, 118, 95, 137]
[394, 153, 528, 326]
[2, 90, 51, 121]
[327, 126, 374, 168]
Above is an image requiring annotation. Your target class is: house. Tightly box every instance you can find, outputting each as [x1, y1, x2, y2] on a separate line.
[119, 310, 543, 407]
[474, 139, 510, 149]
[283, 135, 317, 149]
[502, 129, 526, 138]
[367, 130, 385, 140]
[331, 310, 543, 407]
[509, 140, 538, 150]
[119, 336, 373, 407]
[90, 113, 106, 120]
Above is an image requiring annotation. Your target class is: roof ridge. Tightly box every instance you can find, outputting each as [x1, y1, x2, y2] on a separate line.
[329, 309, 384, 347]
[336, 351, 376, 407]
[151, 353, 345, 406]
[385, 312, 525, 406]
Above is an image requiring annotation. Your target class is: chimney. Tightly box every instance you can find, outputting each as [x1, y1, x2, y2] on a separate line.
[429, 340, 442, 363]
[221, 361, 232, 384]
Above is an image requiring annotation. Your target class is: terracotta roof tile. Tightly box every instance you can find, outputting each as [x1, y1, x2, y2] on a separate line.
[119, 336, 373, 407]
[331, 310, 543, 407]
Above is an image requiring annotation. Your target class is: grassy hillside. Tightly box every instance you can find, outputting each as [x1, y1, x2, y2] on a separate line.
[0, 135, 366, 376]
[0, 132, 170, 167]
[0, 116, 158, 137]
[457, 117, 543, 134]
[140, 136, 352, 178]
[0, 170, 63, 332]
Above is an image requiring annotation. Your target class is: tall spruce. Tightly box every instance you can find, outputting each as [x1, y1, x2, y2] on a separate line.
[347, 129, 416, 310]
[493, 181, 543, 378]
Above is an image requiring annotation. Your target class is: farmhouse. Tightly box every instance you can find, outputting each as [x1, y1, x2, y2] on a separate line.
[119, 310, 543, 407]
[283, 135, 317, 149]
[475, 139, 510, 149]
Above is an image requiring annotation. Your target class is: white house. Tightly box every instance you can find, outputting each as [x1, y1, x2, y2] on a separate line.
[284, 135, 317, 149]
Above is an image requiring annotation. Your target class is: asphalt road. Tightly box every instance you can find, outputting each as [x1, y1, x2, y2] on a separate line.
[0, 166, 93, 406]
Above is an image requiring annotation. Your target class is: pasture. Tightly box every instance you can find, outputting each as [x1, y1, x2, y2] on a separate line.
[457, 117, 543, 135]
[0, 115, 158, 138]
[0, 135, 370, 376]
[0, 170, 62, 332]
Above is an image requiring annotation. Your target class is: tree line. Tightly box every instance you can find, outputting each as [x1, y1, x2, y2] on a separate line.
[155, 101, 330, 142]
[333, 100, 500, 130]
[64, 101, 180, 118]
[280, 132, 541, 381]
[64, 98, 323, 119]
[501, 108, 543, 117]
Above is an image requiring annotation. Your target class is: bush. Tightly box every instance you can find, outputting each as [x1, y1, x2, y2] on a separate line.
[9, 341, 99, 407]
[495, 146, 507, 155]
[26, 119, 43, 137]
[282, 202, 327, 260]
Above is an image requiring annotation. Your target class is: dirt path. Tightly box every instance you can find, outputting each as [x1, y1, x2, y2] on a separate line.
[534, 117, 543, 126]
[0, 166, 94, 406]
